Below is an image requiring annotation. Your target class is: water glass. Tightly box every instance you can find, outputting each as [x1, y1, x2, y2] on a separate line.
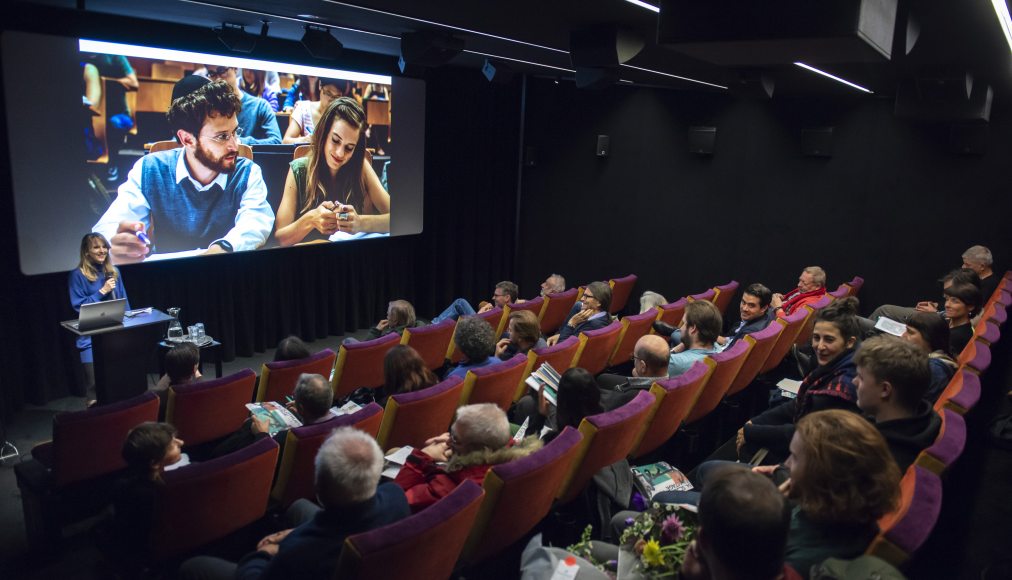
[188, 325, 199, 342]
[195, 323, 206, 340]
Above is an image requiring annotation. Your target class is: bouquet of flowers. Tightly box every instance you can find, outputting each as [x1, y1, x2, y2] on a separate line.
[568, 502, 698, 579]
[617, 502, 698, 578]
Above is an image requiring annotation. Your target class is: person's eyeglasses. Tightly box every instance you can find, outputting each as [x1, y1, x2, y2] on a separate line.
[321, 89, 341, 100]
[448, 429, 460, 447]
[206, 66, 231, 78]
[493, 292, 506, 298]
[582, 293, 595, 300]
[205, 127, 244, 144]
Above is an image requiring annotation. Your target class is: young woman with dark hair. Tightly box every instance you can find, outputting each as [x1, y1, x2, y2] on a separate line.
[902, 311, 958, 402]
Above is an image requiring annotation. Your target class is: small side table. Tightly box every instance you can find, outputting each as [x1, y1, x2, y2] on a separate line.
[158, 339, 223, 378]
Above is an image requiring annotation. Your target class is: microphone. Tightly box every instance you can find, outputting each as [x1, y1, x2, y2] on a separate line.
[106, 271, 117, 300]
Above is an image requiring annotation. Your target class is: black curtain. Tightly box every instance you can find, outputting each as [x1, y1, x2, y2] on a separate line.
[0, 62, 522, 420]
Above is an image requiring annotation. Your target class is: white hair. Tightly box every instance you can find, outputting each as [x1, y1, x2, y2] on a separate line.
[639, 290, 668, 313]
[314, 427, 383, 507]
[962, 245, 993, 267]
[804, 266, 827, 287]
[454, 403, 509, 451]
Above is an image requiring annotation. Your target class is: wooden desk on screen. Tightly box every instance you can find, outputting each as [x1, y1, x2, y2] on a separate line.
[136, 77, 176, 113]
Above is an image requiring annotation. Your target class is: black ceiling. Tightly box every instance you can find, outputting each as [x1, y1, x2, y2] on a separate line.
[20, 0, 1012, 97]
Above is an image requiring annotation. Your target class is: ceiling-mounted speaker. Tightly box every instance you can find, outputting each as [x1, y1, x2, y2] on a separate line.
[570, 26, 645, 67]
[801, 127, 834, 157]
[658, 0, 898, 65]
[688, 126, 716, 155]
[895, 76, 992, 122]
[482, 58, 515, 84]
[575, 66, 618, 90]
[215, 23, 257, 54]
[399, 31, 464, 69]
[301, 25, 343, 60]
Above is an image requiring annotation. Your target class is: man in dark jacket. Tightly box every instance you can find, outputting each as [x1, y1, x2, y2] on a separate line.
[179, 427, 410, 579]
[854, 335, 941, 472]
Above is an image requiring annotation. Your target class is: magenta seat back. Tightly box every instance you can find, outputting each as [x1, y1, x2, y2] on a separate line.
[795, 295, 834, 346]
[727, 322, 785, 396]
[336, 481, 485, 579]
[401, 319, 456, 370]
[609, 310, 658, 367]
[272, 403, 384, 508]
[712, 280, 740, 315]
[259, 349, 336, 403]
[656, 297, 688, 327]
[761, 311, 809, 374]
[504, 296, 545, 319]
[153, 437, 278, 561]
[540, 289, 579, 335]
[334, 334, 401, 398]
[915, 408, 965, 476]
[573, 321, 623, 375]
[828, 283, 850, 299]
[168, 369, 256, 446]
[868, 466, 942, 566]
[463, 427, 584, 563]
[448, 308, 505, 364]
[51, 392, 160, 487]
[462, 353, 528, 410]
[685, 340, 751, 425]
[688, 288, 716, 303]
[531, 336, 581, 374]
[608, 274, 638, 315]
[378, 375, 465, 449]
[846, 276, 864, 297]
[632, 361, 713, 458]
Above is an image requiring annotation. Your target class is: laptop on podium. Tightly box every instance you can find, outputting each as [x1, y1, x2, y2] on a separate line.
[73, 298, 128, 331]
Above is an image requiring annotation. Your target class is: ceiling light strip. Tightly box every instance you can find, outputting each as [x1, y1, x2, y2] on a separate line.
[624, 0, 661, 13]
[322, 0, 569, 54]
[464, 50, 574, 73]
[178, 0, 400, 39]
[793, 62, 872, 93]
[619, 63, 727, 89]
[79, 39, 392, 84]
[992, 0, 1012, 52]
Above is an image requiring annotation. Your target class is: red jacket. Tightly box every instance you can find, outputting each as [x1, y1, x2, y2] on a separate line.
[394, 437, 542, 512]
[777, 287, 827, 318]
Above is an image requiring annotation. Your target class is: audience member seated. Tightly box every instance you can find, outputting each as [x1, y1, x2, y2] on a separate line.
[345, 300, 425, 345]
[240, 68, 279, 112]
[273, 335, 311, 362]
[540, 273, 567, 296]
[275, 97, 391, 244]
[668, 300, 722, 377]
[547, 281, 613, 345]
[102, 422, 186, 569]
[153, 343, 201, 419]
[446, 317, 502, 379]
[863, 258, 987, 334]
[679, 465, 794, 580]
[432, 281, 519, 324]
[944, 282, 981, 356]
[179, 427, 410, 579]
[854, 336, 941, 472]
[512, 367, 604, 441]
[655, 282, 773, 351]
[639, 290, 668, 313]
[771, 267, 827, 319]
[282, 77, 346, 143]
[737, 298, 861, 463]
[375, 345, 438, 408]
[203, 64, 281, 145]
[495, 309, 547, 360]
[282, 75, 319, 112]
[774, 410, 900, 576]
[393, 403, 541, 512]
[209, 373, 334, 460]
[94, 80, 274, 262]
[597, 335, 671, 410]
[902, 312, 958, 402]
[961, 245, 998, 303]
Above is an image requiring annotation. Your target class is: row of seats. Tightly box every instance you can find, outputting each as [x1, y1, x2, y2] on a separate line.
[865, 272, 1010, 567]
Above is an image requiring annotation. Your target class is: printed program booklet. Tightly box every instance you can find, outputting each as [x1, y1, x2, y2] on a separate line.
[245, 402, 302, 435]
[524, 362, 561, 406]
[631, 461, 694, 499]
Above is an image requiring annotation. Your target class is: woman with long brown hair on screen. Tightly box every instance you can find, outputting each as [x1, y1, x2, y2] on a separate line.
[275, 97, 390, 245]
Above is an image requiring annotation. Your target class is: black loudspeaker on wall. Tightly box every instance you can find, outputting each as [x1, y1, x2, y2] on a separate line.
[801, 128, 834, 157]
[596, 135, 610, 157]
[688, 127, 716, 155]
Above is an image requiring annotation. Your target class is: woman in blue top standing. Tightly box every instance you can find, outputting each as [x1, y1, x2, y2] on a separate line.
[69, 233, 130, 394]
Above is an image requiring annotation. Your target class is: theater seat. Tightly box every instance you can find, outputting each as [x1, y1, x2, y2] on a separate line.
[725, 322, 784, 397]
[688, 288, 716, 303]
[459, 353, 528, 411]
[376, 376, 465, 450]
[166, 369, 256, 447]
[712, 280, 740, 315]
[760, 311, 809, 374]
[271, 403, 384, 508]
[631, 361, 713, 458]
[400, 319, 455, 371]
[915, 408, 966, 476]
[607, 310, 658, 368]
[257, 349, 337, 403]
[446, 308, 506, 364]
[540, 289, 579, 335]
[845, 276, 864, 297]
[570, 321, 623, 375]
[655, 297, 688, 328]
[333, 333, 401, 399]
[334, 481, 485, 579]
[516, 337, 580, 401]
[608, 274, 638, 315]
[794, 295, 833, 346]
[867, 466, 942, 567]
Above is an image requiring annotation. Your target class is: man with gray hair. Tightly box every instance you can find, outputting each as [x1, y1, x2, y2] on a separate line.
[540, 273, 567, 296]
[180, 427, 409, 579]
[394, 403, 542, 512]
[962, 245, 998, 301]
[209, 372, 334, 459]
[771, 266, 827, 319]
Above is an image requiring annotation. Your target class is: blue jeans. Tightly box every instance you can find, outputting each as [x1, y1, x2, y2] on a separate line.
[431, 298, 475, 324]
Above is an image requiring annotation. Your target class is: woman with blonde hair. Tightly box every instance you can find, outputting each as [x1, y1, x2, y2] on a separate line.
[495, 309, 546, 360]
[69, 232, 130, 395]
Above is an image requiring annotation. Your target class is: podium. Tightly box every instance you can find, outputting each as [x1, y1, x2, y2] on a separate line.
[61, 309, 173, 405]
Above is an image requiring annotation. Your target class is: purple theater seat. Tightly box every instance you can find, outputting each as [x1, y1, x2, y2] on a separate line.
[712, 280, 740, 315]
[377, 375, 465, 449]
[916, 408, 966, 475]
[688, 288, 716, 303]
[868, 466, 943, 566]
[608, 274, 638, 315]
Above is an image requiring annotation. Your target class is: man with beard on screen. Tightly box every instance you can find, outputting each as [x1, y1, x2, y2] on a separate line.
[93, 80, 274, 263]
